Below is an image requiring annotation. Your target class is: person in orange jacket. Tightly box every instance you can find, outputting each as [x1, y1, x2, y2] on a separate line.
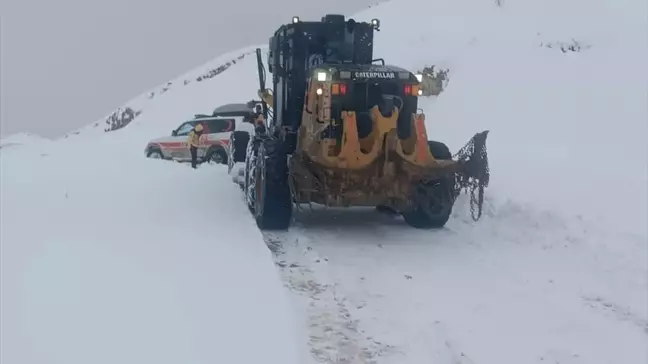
[187, 123, 204, 168]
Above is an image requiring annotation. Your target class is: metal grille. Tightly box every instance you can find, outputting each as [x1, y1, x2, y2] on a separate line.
[453, 130, 490, 221]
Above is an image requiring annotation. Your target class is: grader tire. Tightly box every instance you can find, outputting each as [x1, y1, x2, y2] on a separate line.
[402, 140, 455, 229]
[253, 138, 292, 230]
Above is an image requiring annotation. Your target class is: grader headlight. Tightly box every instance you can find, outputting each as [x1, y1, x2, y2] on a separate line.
[316, 71, 327, 82]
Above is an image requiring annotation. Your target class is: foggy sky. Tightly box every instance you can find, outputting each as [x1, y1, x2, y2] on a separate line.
[0, 0, 376, 138]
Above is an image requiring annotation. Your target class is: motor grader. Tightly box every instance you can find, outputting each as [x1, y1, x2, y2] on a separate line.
[239, 14, 490, 230]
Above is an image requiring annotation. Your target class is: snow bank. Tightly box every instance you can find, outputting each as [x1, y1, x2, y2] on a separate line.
[0, 148, 307, 363]
[0, 148, 306, 364]
[356, 0, 648, 235]
[426, 45, 647, 235]
[0, 46, 307, 364]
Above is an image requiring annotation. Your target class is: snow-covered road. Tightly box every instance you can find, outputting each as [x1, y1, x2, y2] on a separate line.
[265, 200, 647, 364]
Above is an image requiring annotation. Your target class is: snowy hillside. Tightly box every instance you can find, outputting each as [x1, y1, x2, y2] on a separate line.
[2, 0, 647, 364]
[61, 46, 261, 138]
[0, 132, 51, 150]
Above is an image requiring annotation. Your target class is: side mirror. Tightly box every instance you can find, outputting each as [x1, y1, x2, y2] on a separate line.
[172, 130, 178, 136]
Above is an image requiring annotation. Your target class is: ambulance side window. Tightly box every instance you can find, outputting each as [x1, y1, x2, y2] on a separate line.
[175, 122, 195, 136]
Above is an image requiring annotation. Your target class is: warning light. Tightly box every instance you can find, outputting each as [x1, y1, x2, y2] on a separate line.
[404, 84, 421, 96]
[331, 83, 348, 95]
[292, 16, 300, 23]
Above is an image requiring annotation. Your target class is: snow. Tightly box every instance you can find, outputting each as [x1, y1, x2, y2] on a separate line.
[359, 0, 648, 235]
[0, 132, 51, 150]
[269, 203, 647, 363]
[230, 162, 247, 185]
[2, 0, 647, 363]
[63, 45, 265, 139]
[0, 53, 308, 364]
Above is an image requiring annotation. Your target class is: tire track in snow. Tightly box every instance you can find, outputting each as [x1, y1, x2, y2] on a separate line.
[270, 207, 480, 364]
[264, 231, 399, 364]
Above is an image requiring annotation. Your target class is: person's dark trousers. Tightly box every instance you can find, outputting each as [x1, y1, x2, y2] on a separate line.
[190, 146, 198, 168]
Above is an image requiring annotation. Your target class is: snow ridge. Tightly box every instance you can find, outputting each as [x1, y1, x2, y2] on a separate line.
[63, 47, 260, 138]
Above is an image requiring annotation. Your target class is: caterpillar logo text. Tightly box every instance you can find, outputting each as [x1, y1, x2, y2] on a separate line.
[353, 71, 396, 79]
